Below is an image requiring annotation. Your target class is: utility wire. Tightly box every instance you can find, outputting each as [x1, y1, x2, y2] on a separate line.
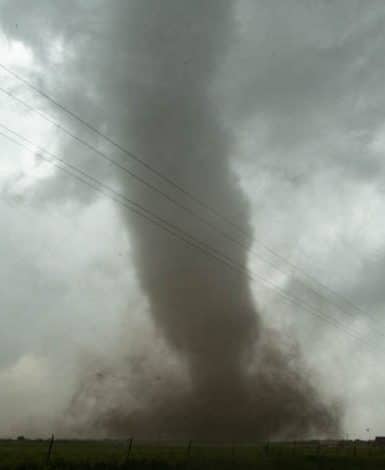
[0, 78, 377, 336]
[0, 88, 344, 306]
[0, 123, 380, 351]
[0, 63, 372, 323]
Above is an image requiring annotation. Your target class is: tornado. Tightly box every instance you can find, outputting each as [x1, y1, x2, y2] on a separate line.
[1, 0, 341, 440]
[80, 1, 339, 440]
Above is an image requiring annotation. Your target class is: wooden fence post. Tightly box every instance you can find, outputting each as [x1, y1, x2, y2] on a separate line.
[46, 434, 55, 465]
[127, 437, 134, 460]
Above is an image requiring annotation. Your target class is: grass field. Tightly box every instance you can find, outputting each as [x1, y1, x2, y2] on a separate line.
[1, 438, 385, 469]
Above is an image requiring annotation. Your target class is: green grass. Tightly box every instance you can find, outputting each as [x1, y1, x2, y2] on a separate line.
[1, 439, 385, 469]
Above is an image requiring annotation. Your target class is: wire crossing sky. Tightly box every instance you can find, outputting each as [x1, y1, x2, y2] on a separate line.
[0, 80, 380, 351]
[1, 65, 380, 342]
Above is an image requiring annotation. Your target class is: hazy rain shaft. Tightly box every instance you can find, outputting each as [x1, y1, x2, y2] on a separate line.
[1, 1, 341, 439]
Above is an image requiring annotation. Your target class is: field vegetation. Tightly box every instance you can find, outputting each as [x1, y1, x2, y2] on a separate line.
[1, 438, 385, 469]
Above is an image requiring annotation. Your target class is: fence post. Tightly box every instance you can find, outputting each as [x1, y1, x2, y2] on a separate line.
[120, 437, 134, 466]
[46, 434, 55, 465]
[127, 437, 134, 460]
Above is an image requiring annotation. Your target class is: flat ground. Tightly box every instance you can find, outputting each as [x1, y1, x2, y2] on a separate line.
[1, 439, 385, 469]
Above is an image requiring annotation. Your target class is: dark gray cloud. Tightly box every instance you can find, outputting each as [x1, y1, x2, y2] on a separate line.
[220, 1, 385, 185]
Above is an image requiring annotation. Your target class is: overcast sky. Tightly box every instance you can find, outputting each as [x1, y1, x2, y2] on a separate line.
[1, 0, 385, 439]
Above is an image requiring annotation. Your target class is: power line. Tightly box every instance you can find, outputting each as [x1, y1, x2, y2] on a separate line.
[0, 63, 372, 322]
[0, 84, 259, 250]
[0, 63, 228, 222]
[0, 77, 376, 335]
[0, 123, 380, 351]
[0, 71, 378, 338]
